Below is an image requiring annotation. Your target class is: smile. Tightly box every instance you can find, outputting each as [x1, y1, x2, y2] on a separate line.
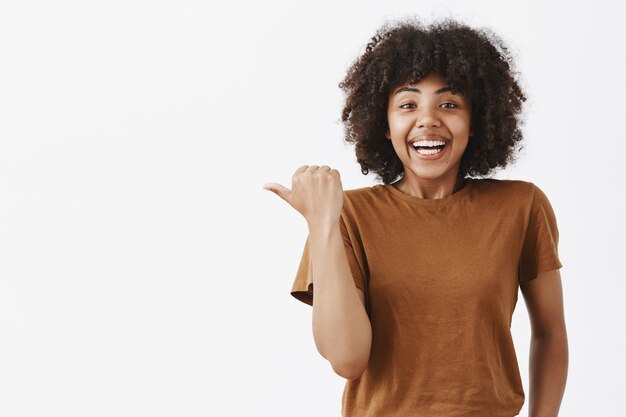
[409, 140, 450, 159]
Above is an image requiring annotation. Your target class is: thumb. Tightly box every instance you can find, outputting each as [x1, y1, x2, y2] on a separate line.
[262, 182, 291, 202]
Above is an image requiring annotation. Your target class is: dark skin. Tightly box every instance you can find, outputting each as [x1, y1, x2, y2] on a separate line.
[520, 269, 569, 417]
[354, 270, 568, 416]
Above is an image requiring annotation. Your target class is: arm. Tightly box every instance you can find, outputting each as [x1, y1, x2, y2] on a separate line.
[520, 269, 569, 417]
[264, 165, 371, 380]
[309, 220, 372, 380]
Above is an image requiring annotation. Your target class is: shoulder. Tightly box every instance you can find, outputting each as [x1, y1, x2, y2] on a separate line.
[471, 177, 537, 202]
[343, 184, 381, 197]
[472, 179, 560, 221]
[471, 177, 534, 192]
[340, 185, 389, 225]
[342, 184, 386, 205]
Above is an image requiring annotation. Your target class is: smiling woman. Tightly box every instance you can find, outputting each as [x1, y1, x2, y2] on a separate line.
[263, 16, 568, 417]
[338, 18, 526, 189]
[385, 72, 472, 198]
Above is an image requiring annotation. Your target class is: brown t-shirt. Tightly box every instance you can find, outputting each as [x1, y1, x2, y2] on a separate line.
[290, 178, 563, 417]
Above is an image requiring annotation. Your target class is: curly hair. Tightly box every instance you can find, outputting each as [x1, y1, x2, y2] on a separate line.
[339, 17, 527, 184]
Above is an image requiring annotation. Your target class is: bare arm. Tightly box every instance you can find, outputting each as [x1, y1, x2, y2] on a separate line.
[520, 269, 569, 417]
[263, 165, 371, 380]
[309, 220, 372, 380]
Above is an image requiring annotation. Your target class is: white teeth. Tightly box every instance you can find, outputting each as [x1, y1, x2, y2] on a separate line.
[411, 140, 446, 148]
[415, 147, 442, 155]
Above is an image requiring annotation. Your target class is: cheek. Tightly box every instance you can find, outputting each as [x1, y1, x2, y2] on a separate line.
[388, 115, 410, 134]
[451, 113, 472, 132]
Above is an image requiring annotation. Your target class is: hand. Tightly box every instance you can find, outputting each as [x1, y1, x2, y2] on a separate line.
[263, 165, 344, 228]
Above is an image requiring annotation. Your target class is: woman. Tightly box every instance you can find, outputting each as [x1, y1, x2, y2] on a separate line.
[263, 18, 568, 417]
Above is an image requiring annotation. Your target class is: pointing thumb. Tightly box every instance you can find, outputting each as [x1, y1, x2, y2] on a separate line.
[262, 182, 291, 202]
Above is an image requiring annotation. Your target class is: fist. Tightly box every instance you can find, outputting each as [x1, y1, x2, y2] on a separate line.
[263, 165, 344, 227]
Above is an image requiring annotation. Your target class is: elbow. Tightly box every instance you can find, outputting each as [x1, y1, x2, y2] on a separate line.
[531, 325, 568, 342]
[320, 340, 371, 380]
[331, 359, 368, 380]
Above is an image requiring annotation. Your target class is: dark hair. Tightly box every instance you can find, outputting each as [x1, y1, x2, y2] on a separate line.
[339, 17, 527, 183]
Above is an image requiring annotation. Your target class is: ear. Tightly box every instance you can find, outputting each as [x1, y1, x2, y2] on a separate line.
[385, 129, 391, 140]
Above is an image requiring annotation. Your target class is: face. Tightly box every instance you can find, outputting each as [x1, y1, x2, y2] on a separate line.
[386, 72, 472, 183]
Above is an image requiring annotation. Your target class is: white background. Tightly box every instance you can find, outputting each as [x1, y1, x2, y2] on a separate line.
[1, 0, 624, 416]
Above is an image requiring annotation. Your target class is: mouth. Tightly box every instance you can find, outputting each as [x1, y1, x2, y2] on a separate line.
[409, 137, 450, 159]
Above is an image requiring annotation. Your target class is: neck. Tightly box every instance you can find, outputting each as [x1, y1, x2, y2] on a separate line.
[393, 173, 467, 200]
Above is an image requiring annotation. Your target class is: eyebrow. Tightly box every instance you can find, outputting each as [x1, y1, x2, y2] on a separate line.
[393, 86, 454, 95]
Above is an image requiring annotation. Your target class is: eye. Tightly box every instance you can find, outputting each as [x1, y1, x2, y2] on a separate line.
[400, 103, 416, 109]
[440, 102, 458, 109]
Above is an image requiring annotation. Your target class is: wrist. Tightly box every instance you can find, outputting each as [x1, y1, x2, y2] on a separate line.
[307, 218, 340, 235]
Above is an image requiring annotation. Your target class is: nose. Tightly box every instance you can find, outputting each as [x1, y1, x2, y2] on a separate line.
[415, 106, 441, 128]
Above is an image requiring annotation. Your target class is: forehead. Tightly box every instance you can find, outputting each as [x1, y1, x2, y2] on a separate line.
[390, 73, 467, 98]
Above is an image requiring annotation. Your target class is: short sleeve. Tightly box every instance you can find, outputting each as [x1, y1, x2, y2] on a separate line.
[518, 184, 563, 284]
[290, 216, 367, 306]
